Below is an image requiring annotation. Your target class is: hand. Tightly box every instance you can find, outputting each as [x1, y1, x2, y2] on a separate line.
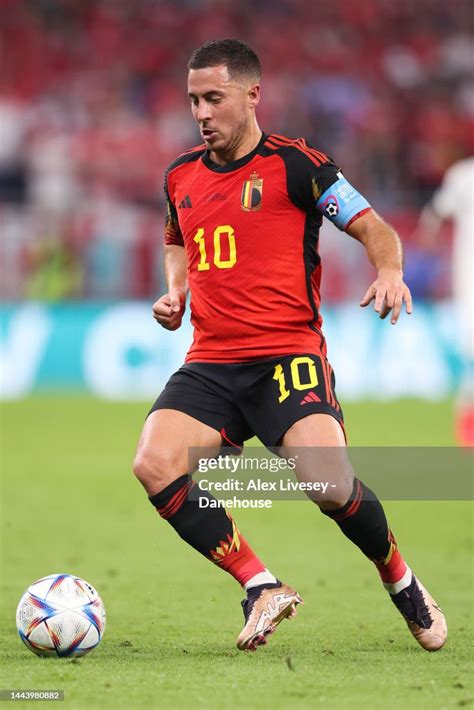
[360, 269, 412, 325]
[152, 288, 186, 330]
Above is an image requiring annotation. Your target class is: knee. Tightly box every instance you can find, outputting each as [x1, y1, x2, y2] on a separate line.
[133, 447, 180, 495]
[304, 464, 354, 510]
[316, 473, 355, 511]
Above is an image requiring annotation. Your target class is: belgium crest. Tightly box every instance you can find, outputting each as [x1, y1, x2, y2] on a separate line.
[241, 172, 263, 211]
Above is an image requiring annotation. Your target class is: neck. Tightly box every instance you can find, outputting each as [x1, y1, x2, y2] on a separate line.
[210, 122, 262, 165]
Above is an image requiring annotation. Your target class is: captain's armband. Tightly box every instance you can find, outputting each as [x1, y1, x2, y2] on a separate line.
[316, 173, 371, 230]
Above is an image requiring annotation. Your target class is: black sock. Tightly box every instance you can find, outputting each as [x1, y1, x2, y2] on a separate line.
[148, 475, 265, 585]
[149, 475, 230, 556]
[321, 478, 391, 560]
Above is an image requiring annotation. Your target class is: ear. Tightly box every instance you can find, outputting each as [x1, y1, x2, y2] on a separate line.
[248, 83, 260, 109]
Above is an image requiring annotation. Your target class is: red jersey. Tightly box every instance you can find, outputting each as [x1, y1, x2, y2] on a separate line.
[164, 132, 367, 362]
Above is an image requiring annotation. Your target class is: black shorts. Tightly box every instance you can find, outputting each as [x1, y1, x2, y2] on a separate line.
[149, 353, 344, 449]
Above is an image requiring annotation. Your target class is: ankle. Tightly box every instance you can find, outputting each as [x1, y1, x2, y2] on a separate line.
[245, 569, 278, 590]
[383, 567, 412, 595]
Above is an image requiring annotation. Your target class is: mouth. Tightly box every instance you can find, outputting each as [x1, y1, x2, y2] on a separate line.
[201, 128, 217, 141]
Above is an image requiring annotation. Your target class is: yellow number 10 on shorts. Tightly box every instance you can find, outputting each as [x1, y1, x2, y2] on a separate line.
[273, 356, 318, 403]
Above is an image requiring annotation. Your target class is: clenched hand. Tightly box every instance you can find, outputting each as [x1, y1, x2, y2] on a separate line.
[152, 289, 186, 330]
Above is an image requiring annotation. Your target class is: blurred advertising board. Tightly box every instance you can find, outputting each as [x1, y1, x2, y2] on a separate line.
[0, 302, 462, 400]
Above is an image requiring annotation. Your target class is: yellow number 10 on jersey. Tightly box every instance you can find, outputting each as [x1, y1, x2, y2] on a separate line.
[193, 226, 237, 270]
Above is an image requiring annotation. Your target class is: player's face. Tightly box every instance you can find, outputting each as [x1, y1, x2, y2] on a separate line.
[188, 65, 259, 158]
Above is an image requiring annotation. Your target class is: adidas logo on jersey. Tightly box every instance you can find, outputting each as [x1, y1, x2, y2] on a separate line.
[178, 195, 192, 208]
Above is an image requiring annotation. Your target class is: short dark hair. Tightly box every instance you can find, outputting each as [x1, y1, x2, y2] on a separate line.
[188, 39, 261, 82]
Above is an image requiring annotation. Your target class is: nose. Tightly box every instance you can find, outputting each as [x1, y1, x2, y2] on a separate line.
[195, 100, 212, 123]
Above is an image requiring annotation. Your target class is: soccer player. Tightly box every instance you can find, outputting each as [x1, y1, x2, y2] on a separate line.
[133, 39, 447, 652]
[416, 157, 474, 447]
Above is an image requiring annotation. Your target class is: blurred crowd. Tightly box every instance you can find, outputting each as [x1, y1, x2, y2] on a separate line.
[0, 0, 472, 301]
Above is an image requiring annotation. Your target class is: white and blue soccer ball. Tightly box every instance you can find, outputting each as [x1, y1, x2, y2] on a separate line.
[16, 573, 106, 657]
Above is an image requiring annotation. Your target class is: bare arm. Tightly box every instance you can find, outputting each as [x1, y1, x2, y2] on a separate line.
[152, 244, 188, 330]
[346, 209, 412, 325]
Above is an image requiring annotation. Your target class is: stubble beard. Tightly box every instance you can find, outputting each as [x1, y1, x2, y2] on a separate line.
[211, 115, 251, 163]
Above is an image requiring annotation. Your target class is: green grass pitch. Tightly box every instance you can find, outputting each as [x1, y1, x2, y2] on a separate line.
[1, 396, 472, 709]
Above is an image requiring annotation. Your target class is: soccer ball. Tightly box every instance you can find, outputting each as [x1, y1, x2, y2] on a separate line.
[16, 573, 106, 658]
[325, 202, 338, 216]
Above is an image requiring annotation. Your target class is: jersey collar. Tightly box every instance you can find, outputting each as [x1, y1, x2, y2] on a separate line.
[201, 132, 267, 173]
